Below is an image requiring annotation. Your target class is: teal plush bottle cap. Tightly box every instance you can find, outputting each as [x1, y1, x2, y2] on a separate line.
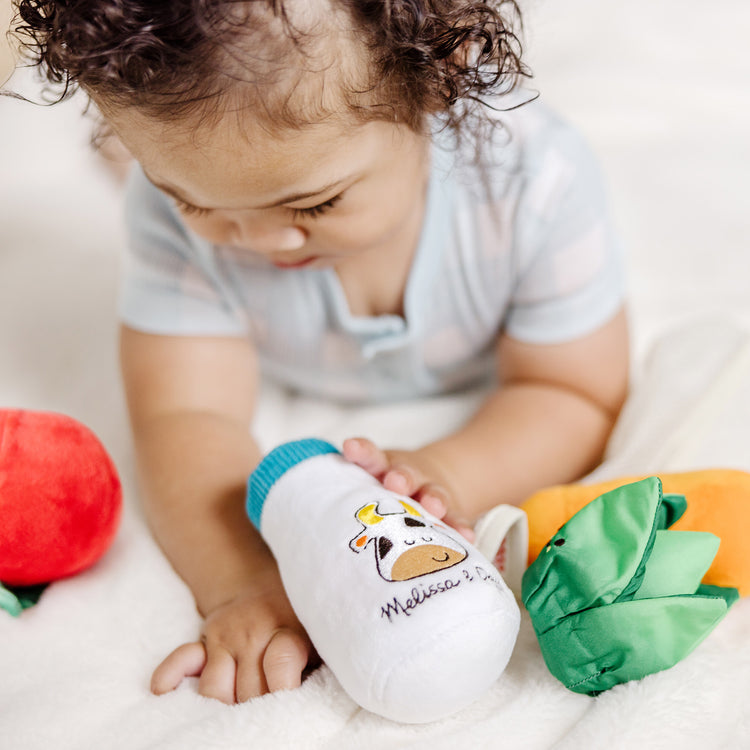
[246, 438, 340, 530]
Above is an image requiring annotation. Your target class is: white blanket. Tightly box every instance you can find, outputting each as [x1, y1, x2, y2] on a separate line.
[1, 0, 749, 747]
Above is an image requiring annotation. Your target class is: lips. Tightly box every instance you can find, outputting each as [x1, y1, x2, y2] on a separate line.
[271, 256, 318, 269]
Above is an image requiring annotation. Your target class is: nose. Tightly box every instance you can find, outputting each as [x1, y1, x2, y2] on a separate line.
[230, 220, 307, 255]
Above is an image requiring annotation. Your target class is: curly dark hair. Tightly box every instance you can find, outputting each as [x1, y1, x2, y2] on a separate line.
[13, 0, 530, 139]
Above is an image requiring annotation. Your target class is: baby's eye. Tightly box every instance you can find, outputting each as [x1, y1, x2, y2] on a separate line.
[291, 194, 342, 220]
[175, 200, 212, 218]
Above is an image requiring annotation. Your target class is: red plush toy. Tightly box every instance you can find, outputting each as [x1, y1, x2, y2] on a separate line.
[0, 410, 122, 615]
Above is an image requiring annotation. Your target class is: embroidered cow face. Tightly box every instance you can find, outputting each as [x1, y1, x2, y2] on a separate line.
[349, 499, 468, 581]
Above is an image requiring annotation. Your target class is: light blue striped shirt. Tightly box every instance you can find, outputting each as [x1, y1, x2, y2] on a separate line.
[120, 98, 625, 403]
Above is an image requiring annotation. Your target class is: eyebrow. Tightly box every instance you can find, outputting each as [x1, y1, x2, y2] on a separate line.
[143, 171, 350, 211]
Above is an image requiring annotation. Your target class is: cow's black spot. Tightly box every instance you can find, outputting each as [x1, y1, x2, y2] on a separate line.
[378, 537, 394, 559]
[403, 517, 425, 528]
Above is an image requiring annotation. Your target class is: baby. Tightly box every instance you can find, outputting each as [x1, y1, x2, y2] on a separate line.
[17, 0, 629, 703]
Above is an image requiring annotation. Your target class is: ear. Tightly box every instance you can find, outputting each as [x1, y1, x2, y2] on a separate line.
[349, 531, 371, 554]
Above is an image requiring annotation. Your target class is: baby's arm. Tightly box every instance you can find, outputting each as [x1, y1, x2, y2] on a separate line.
[345, 307, 629, 526]
[120, 327, 313, 702]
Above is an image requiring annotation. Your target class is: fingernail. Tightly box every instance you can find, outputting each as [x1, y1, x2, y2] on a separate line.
[387, 471, 408, 492]
[423, 494, 446, 514]
[343, 438, 362, 456]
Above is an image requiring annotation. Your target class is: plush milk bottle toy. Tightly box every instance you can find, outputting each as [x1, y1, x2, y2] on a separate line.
[247, 438, 520, 723]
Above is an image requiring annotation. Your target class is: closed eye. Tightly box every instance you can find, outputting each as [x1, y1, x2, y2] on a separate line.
[174, 193, 343, 220]
[174, 199, 212, 218]
[291, 194, 342, 220]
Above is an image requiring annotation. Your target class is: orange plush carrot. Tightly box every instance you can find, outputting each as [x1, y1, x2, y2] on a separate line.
[522, 470, 750, 596]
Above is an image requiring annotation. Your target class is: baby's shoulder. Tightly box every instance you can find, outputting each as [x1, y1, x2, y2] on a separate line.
[490, 93, 597, 175]
[442, 93, 604, 207]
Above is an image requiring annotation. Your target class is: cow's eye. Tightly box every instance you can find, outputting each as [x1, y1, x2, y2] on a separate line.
[403, 517, 425, 528]
[378, 537, 394, 559]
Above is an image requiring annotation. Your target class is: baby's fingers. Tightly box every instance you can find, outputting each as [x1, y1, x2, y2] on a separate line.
[343, 439, 475, 541]
[412, 486, 475, 542]
[198, 644, 244, 704]
[151, 641, 206, 696]
[413, 484, 449, 519]
[262, 629, 310, 695]
[342, 437, 390, 478]
[384, 465, 449, 515]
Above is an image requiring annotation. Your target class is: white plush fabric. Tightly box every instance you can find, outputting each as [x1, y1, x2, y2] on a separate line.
[1, 0, 749, 747]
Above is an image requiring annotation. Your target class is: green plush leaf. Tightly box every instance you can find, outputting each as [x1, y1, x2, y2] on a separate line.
[635, 530, 719, 600]
[522, 477, 740, 695]
[697, 583, 740, 608]
[537, 594, 730, 695]
[523, 477, 664, 630]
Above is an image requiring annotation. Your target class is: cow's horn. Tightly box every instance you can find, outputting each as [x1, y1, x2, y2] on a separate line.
[357, 503, 384, 525]
[399, 500, 422, 517]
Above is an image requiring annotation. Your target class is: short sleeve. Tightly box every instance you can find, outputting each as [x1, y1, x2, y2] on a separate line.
[119, 166, 247, 337]
[503, 124, 626, 344]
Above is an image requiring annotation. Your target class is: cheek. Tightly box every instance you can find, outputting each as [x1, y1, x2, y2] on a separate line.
[314, 193, 418, 252]
[181, 214, 233, 244]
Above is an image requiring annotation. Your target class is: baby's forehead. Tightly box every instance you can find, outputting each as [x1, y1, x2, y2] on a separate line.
[106, 102, 411, 215]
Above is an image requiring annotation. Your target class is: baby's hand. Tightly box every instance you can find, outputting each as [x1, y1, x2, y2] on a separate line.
[151, 571, 314, 703]
[342, 437, 475, 542]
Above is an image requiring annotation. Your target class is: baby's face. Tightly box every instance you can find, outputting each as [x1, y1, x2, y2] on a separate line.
[108, 106, 431, 272]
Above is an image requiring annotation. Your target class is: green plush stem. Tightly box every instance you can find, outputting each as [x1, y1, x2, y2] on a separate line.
[659, 493, 688, 528]
[0, 581, 47, 617]
[0, 583, 22, 617]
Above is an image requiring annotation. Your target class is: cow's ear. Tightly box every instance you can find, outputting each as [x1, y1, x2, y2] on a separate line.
[399, 500, 422, 517]
[349, 533, 370, 553]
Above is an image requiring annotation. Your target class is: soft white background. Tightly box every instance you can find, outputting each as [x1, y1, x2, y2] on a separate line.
[1, 1, 749, 748]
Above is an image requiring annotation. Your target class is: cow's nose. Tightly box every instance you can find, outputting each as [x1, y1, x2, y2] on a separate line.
[390, 545, 467, 581]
